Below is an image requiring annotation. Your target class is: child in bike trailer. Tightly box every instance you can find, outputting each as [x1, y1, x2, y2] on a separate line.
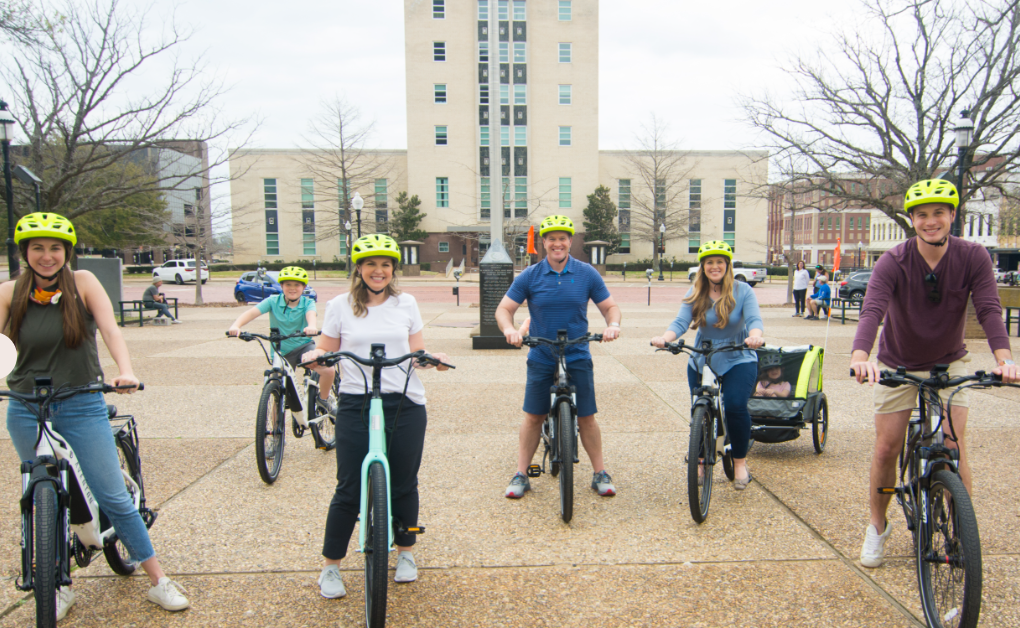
[302, 235, 450, 599]
[755, 353, 791, 399]
[850, 180, 1020, 568]
[650, 240, 765, 490]
[227, 266, 336, 416]
[0, 213, 189, 619]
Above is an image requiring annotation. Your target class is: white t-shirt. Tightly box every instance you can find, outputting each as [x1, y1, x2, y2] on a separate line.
[321, 292, 427, 405]
[793, 269, 811, 291]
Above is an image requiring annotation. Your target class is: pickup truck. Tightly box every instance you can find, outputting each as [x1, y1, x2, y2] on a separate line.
[688, 261, 767, 287]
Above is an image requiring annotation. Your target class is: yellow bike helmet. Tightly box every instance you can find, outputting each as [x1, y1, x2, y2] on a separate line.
[278, 266, 309, 285]
[351, 234, 401, 264]
[904, 179, 959, 212]
[539, 215, 575, 236]
[14, 212, 77, 246]
[697, 240, 733, 262]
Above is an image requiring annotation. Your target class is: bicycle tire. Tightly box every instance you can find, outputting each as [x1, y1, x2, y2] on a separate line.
[722, 425, 735, 482]
[364, 461, 390, 628]
[307, 373, 336, 451]
[557, 402, 575, 523]
[255, 379, 286, 484]
[917, 469, 982, 628]
[687, 405, 715, 524]
[102, 438, 143, 575]
[812, 395, 829, 454]
[547, 418, 560, 477]
[32, 467, 58, 628]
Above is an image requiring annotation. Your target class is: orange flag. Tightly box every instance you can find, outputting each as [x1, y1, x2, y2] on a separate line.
[833, 237, 842, 273]
[527, 225, 537, 254]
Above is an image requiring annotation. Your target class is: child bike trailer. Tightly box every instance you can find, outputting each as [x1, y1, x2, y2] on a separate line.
[747, 345, 828, 453]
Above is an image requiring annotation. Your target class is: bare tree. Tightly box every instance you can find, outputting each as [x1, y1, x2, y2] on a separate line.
[0, 0, 44, 44]
[621, 115, 697, 269]
[742, 0, 1020, 237]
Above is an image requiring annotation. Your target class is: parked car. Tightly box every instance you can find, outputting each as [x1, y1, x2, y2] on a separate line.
[688, 260, 767, 286]
[838, 270, 872, 304]
[234, 271, 318, 304]
[153, 259, 209, 284]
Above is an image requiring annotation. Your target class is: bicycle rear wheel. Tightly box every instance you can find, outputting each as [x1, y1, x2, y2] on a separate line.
[32, 467, 58, 628]
[917, 469, 982, 628]
[255, 380, 286, 484]
[687, 405, 715, 524]
[103, 436, 144, 575]
[364, 461, 390, 628]
[812, 394, 829, 454]
[557, 402, 575, 523]
[306, 372, 337, 451]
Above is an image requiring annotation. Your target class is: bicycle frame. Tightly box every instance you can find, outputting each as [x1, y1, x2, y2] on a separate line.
[547, 332, 579, 468]
[238, 329, 325, 430]
[691, 359, 730, 466]
[359, 346, 395, 551]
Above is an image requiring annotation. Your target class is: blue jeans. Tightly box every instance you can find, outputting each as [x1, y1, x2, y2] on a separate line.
[7, 392, 155, 563]
[687, 362, 757, 459]
[146, 301, 173, 319]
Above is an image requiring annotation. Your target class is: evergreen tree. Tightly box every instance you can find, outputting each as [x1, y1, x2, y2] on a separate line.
[388, 191, 428, 242]
[582, 185, 622, 255]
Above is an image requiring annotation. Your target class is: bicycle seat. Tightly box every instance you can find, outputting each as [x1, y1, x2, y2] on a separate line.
[107, 404, 118, 419]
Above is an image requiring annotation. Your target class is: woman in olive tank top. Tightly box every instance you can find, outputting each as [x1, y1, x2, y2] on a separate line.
[0, 213, 189, 619]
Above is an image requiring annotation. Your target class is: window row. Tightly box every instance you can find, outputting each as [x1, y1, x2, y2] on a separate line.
[472, 83, 571, 105]
[473, 1, 570, 21]
[263, 178, 389, 210]
[434, 125, 573, 146]
[434, 41, 571, 63]
[615, 178, 734, 210]
[432, 176, 571, 215]
[264, 210, 389, 257]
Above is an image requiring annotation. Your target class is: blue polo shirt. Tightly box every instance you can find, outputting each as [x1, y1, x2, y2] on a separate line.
[505, 256, 611, 365]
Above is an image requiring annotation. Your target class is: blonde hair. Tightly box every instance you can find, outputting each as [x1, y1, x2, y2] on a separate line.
[348, 257, 402, 317]
[684, 258, 736, 330]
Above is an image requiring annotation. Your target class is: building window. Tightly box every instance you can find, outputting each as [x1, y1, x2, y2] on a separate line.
[435, 125, 448, 146]
[618, 179, 630, 209]
[514, 84, 527, 104]
[500, 84, 509, 105]
[514, 126, 526, 146]
[512, 0, 526, 20]
[302, 207, 316, 255]
[689, 179, 701, 209]
[433, 42, 446, 62]
[263, 178, 277, 208]
[338, 179, 350, 208]
[501, 126, 510, 146]
[655, 179, 666, 210]
[436, 177, 449, 208]
[559, 0, 571, 20]
[559, 84, 571, 105]
[559, 126, 571, 146]
[515, 177, 527, 217]
[265, 209, 279, 255]
[689, 209, 701, 253]
[618, 209, 630, 253]
[478, 0, 488, 20]
[559, 42, 571, 62]
[439, 241, 450, 253]
[498, 0, 508, 20]
[480, 126, 490, 147]
[433, 0, 444, 18]
[303, 233, 315, 255]
[375, 210, 388, 232]
[479, 84, 489, 104]
[375, 179, 388, 208]
[479, 42, 489, 63]
[434, 83, 447, 104]
[301, 178, 314, 209]
[481, 177, 491, 219]
[559, 177, 571, 208]
[499, 42, 509, 63]
[724, 178, 737, 209]
[513, 42, 526, 63]
[723, 209, 735, 251]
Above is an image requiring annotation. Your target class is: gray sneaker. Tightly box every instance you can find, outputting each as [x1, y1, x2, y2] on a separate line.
[591, 470, 616, 496]
[318, 565, 346, 598]
[394, 551, 417, 583]
[505, 472, 531, 498]
[316, 396, 338, 418]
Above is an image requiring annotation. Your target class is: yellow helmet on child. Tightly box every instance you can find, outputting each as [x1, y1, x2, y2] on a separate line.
[903, 179, 959, 212]
[539, 215, 575, 236]
[278, 266, 309, 285]
[351, 234, 401, 264]
[697, 240, 733, 262]
[14, 212, 77, 246]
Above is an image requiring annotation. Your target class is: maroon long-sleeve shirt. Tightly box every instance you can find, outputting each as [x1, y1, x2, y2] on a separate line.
[852, 236, 1009, 370]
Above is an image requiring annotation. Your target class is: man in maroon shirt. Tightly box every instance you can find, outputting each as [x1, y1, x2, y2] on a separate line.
[850, 179, 1020, 568]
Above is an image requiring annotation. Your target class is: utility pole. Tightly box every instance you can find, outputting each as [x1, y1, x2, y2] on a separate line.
[786, 183, 795, 305]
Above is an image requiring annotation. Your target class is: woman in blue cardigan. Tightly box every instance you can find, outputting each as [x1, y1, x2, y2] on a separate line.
[651, 240, 764, 489]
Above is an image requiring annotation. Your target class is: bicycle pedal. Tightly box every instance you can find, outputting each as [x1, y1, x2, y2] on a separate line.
[877, 487, 897, 495]
[526, 464, 543, 478]
[405, 526, 425, 535]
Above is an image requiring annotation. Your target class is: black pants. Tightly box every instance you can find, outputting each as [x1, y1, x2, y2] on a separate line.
[793, 289, 807, 314]
[322, 393, 428, 560]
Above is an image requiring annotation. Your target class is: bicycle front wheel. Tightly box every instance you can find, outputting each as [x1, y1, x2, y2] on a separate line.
[364, 461, 390, 628]
[917, 469, 982, 628]
[255, 380, 286, 484]
[103, 436, 144, 575]
[687, 405, 715, 524]
[557, 402, 575, 523]
[32, 467, 59, 628]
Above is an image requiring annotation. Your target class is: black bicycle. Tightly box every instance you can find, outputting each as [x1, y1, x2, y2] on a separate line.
[656, 340, 752, 523]
[859, 365, 1015, 628]
[522, 330, 603, 524]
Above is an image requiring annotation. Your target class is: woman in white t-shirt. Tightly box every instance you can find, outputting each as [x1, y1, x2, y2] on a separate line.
[302, 235, 450, 600]
[792, 261, 810, 317]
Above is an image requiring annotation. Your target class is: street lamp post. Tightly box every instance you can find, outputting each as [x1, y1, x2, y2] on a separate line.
[952, 110, 974, 238]
[0, 99, 19, 279]
[352, 192, 364, 239]
[13, 165, 42, 213]
[344, 220, 352, 278]
[658, 223, 666, 281]
[857, 240, 863, 269]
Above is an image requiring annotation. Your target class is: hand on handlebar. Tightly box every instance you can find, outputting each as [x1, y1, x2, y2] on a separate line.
[744, 336, 765, 350]
[992, 362, 1020, 384]
[110, 374, 140, 394]
[602, 326, 620, 342]
[301, 347, 327, 368]
[227, 327, 240, 337]
[850, 360, 881, 385]
[303, 326, 319, 337]
[503, 326, 523, 348]
[650, 336, 669, 349]
[415, 352, 454, 371]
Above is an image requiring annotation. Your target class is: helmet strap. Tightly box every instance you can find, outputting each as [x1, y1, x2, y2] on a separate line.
[32, 263, 65, 283]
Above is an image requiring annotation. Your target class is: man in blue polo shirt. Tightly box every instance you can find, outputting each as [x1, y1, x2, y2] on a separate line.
[496, 215, 622, 498]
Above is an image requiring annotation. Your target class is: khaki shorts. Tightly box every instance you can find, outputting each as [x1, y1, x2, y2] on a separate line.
[873, 354, 971, 414]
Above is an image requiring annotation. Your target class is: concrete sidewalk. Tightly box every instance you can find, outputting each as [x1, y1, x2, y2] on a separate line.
[1, 303, 1017, 627]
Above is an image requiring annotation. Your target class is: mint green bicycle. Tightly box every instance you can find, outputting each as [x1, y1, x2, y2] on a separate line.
[303, 344, 454, 628]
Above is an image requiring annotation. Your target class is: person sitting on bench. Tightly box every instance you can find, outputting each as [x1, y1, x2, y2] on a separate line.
[804, 275, 831, 320]
[143, 278, 181, 324]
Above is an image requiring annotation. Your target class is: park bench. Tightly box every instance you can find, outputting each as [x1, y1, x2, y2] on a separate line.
[118, 298, 178, 327]
[828, 297, 861, 325]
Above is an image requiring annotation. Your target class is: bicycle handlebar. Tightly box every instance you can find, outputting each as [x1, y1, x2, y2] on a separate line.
[0, 382, 144, 404]
[300, 349, 456, 371]
[849, 367, 1005, 389]
[521, 333, 604, 348]
[227, 330, 320, 342]
[654, 339, 758, 357]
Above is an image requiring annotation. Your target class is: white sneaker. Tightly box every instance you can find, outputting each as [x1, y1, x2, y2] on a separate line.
[318, 565, 346, 598]
[171, 319, 183, 324]
[860, 520, 893, 568]
[394, 551, 417, 583]
[56, 587, 76, 621]
[146, 577, 190, 611]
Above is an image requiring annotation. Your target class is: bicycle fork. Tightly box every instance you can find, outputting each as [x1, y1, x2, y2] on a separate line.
[17, 457, 73, 592]
[358, 397, 394, 552]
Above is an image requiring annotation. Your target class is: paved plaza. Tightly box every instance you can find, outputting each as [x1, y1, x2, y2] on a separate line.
[1, 281, 1019, 627]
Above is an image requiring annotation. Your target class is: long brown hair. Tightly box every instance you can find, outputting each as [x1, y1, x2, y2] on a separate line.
[348, 257, 402, 317]
[684, 257, 736, 330]
[7, 240, 88, 349]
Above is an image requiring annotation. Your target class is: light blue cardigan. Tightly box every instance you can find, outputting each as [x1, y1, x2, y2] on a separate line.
[666, 281, 764, 376]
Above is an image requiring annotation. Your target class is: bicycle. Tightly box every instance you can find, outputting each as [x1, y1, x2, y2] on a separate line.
[857, 365, 1015, 628]
[229, 329, 339, 484]
[655, 340, 753, 524]
[304, 345, 454, 628]
[521, 330, 603, 524]
[0, 379, 155, 628]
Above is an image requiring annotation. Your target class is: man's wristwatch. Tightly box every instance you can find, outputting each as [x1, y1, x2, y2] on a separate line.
[999, 359, 1016, 366]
